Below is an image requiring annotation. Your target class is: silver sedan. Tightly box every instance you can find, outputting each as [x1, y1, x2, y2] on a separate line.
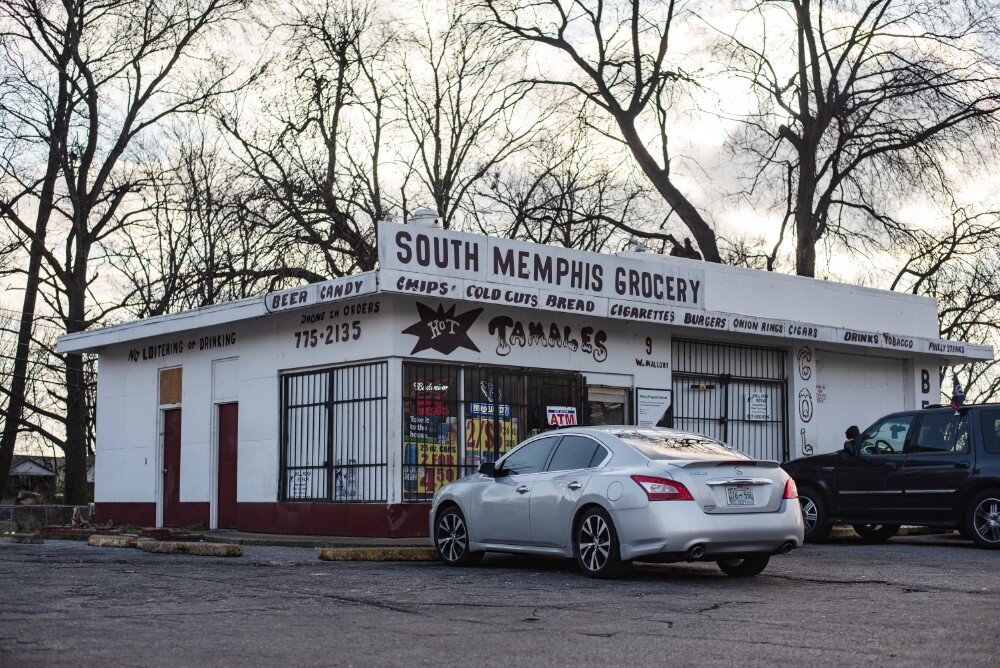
[430, 426, 804, 578]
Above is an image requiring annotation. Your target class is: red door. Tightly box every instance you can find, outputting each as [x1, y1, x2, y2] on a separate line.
[217, 403, 239, 529]
[162, 409, 183, 527]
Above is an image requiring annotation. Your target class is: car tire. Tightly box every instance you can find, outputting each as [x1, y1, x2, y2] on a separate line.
[434, 506, 483, 566]
[964, 489, 1000, 550]
[851, 524, 900, 542]
[798, 487, 832, 543]
[574, 506, 627, 578]
[716, 554, 770, 577]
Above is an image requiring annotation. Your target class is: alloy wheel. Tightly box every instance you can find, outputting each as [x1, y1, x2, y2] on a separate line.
[800, 496, 818, 534]
[437, 512, 468, 562]
[973, 497, 1000, 544]
[578, 514, 611, 573]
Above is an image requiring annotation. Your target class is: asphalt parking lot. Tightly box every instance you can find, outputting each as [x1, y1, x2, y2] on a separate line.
[1, 533, 998, 667]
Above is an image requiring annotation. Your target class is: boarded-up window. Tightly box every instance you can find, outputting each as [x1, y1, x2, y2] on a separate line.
[159, 367, 183, 405]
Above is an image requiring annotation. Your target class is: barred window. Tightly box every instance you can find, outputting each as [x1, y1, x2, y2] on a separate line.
[280, 362, 387, 502]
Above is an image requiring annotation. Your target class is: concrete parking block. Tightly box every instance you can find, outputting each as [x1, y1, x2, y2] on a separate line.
[140, 541, 243, 557]
[317, 546, 436, 561]
[87, 534, 140, 549]
[8, 533, 43, 544]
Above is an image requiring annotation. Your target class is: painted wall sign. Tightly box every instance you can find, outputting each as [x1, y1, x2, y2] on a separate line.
[378, 221, 705, 310]
[265, 273, 377, 313]
[635, 388, 672, 427]
[487, 315, 608, 362]
[546, 406, 578, 426]
[401, 303, 483, 355]
[127, 331, 237, 363]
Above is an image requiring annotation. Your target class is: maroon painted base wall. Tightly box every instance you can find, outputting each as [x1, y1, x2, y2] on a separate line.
[94, 502, 156, 527]
[93, 501, 430, 537]
[235, 502, 429, 537]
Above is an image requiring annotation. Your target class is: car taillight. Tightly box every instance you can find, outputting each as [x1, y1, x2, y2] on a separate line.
[783, 478, 799, 500]
[631, 475, 694, 501]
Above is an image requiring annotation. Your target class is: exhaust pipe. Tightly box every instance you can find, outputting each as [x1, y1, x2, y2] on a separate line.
[779, 541, 795, 555]
[687, 544, 705, 560]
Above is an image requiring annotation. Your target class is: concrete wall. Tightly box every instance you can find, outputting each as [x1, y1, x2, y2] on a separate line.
[93, 292, 946, 527]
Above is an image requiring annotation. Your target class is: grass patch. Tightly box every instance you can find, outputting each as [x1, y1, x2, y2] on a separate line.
[181, 523, 207, 533]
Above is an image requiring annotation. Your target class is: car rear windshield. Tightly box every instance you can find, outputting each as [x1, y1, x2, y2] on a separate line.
[611, 429, 749, 461]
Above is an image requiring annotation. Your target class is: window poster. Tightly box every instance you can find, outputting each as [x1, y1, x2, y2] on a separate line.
[464, 417, 518, 469]
[404, 378, 459, 497]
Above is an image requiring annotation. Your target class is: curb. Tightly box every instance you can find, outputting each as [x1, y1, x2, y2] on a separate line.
[140, 541, 244, 557]
[87, 534, 140, 549]
[828, 525, 950, 539]
[8, 533, 44, 544]
[317, 546, 437, 561]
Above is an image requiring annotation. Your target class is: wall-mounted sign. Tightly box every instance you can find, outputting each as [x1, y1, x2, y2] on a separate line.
[547, 406, 578, 426]
[265, 273, 377, 313]
[746, 393, 771, 421]
[635, 388, 672, 427]
[469, 402, 510, 418]
[377, 221, 705, 311]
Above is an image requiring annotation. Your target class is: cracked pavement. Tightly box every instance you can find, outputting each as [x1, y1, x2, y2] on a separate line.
[1, 533, 998, 666]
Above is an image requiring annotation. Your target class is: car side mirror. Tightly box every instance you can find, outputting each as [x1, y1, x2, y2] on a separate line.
[845, 425, 861, 440]
[843, 439, 858, 457]
[478, 462, 496, 477]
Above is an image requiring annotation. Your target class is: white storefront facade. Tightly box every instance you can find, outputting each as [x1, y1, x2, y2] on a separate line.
[58, 222, 992, 536]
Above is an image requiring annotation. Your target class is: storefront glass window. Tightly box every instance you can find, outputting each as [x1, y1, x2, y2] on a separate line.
[403, 364, 461, 501]
[403, 362, 584, 502]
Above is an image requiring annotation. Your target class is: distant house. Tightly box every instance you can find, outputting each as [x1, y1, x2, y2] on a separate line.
[4, 456, 56, 502]
[3, 455, 94, 503]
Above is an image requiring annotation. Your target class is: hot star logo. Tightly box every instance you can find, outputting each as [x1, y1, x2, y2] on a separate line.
[402, 302, 483, 355]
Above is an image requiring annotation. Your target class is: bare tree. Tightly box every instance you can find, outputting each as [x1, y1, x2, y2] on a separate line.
[1, 0, 249, 503]
[723, 0, 1000, 276]
[890, 210, 1000, 402]
[0, 0, 81, 499]
[468, 115, 683, 254]
[222, 0, 396, 278]
[482, 0, 723, 261]
[398, 2, 545, 229]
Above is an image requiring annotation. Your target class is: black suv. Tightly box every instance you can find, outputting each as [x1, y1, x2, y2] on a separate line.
[783, 404, 1000, 548]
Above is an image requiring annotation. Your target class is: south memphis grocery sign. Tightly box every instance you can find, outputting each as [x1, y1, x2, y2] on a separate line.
[261, 222, 990, 361]
[375, 222, 990, 360]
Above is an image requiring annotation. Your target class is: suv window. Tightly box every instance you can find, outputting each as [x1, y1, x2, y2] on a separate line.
[910, 413, 970, 455]
[501, 436, 558, 475]
[859, 415, 913, 455]
[980, 409, 1000, 455]
[547, 436, 601, 472]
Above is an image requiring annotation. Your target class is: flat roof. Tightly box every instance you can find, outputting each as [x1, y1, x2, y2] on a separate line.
[56, 225, 993, 364]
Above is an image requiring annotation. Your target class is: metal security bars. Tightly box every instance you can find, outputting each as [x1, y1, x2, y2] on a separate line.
[280, 361, 388, 502]
[671, 339, 789, 462]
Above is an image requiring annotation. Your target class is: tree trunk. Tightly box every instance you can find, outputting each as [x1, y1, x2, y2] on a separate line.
[62, 260, 90, 504]
[616, 119, 722, 263]
[0, 224, 49, 498]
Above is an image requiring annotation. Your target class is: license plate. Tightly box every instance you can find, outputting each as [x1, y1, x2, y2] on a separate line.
[726, 486, 755, 506]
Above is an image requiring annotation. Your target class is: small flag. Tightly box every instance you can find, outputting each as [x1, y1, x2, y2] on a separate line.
[951, 376, 965, 413]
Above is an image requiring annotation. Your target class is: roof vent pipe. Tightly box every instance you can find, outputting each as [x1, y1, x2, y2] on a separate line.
[622, 236, 646, 253]
[409, 208, 441, 227]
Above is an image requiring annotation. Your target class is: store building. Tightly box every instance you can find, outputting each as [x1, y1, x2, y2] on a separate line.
[57, 221, 992, 536]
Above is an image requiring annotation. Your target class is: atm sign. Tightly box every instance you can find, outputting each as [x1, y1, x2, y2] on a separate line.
[547, 406, 578, 427]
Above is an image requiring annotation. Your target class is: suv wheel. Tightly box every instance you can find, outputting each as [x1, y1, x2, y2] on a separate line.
[435, 506, 483, 566]
[852, 524, 900, 543]
[965, 490, 1000, 549]
[798, 487, 832, 542]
